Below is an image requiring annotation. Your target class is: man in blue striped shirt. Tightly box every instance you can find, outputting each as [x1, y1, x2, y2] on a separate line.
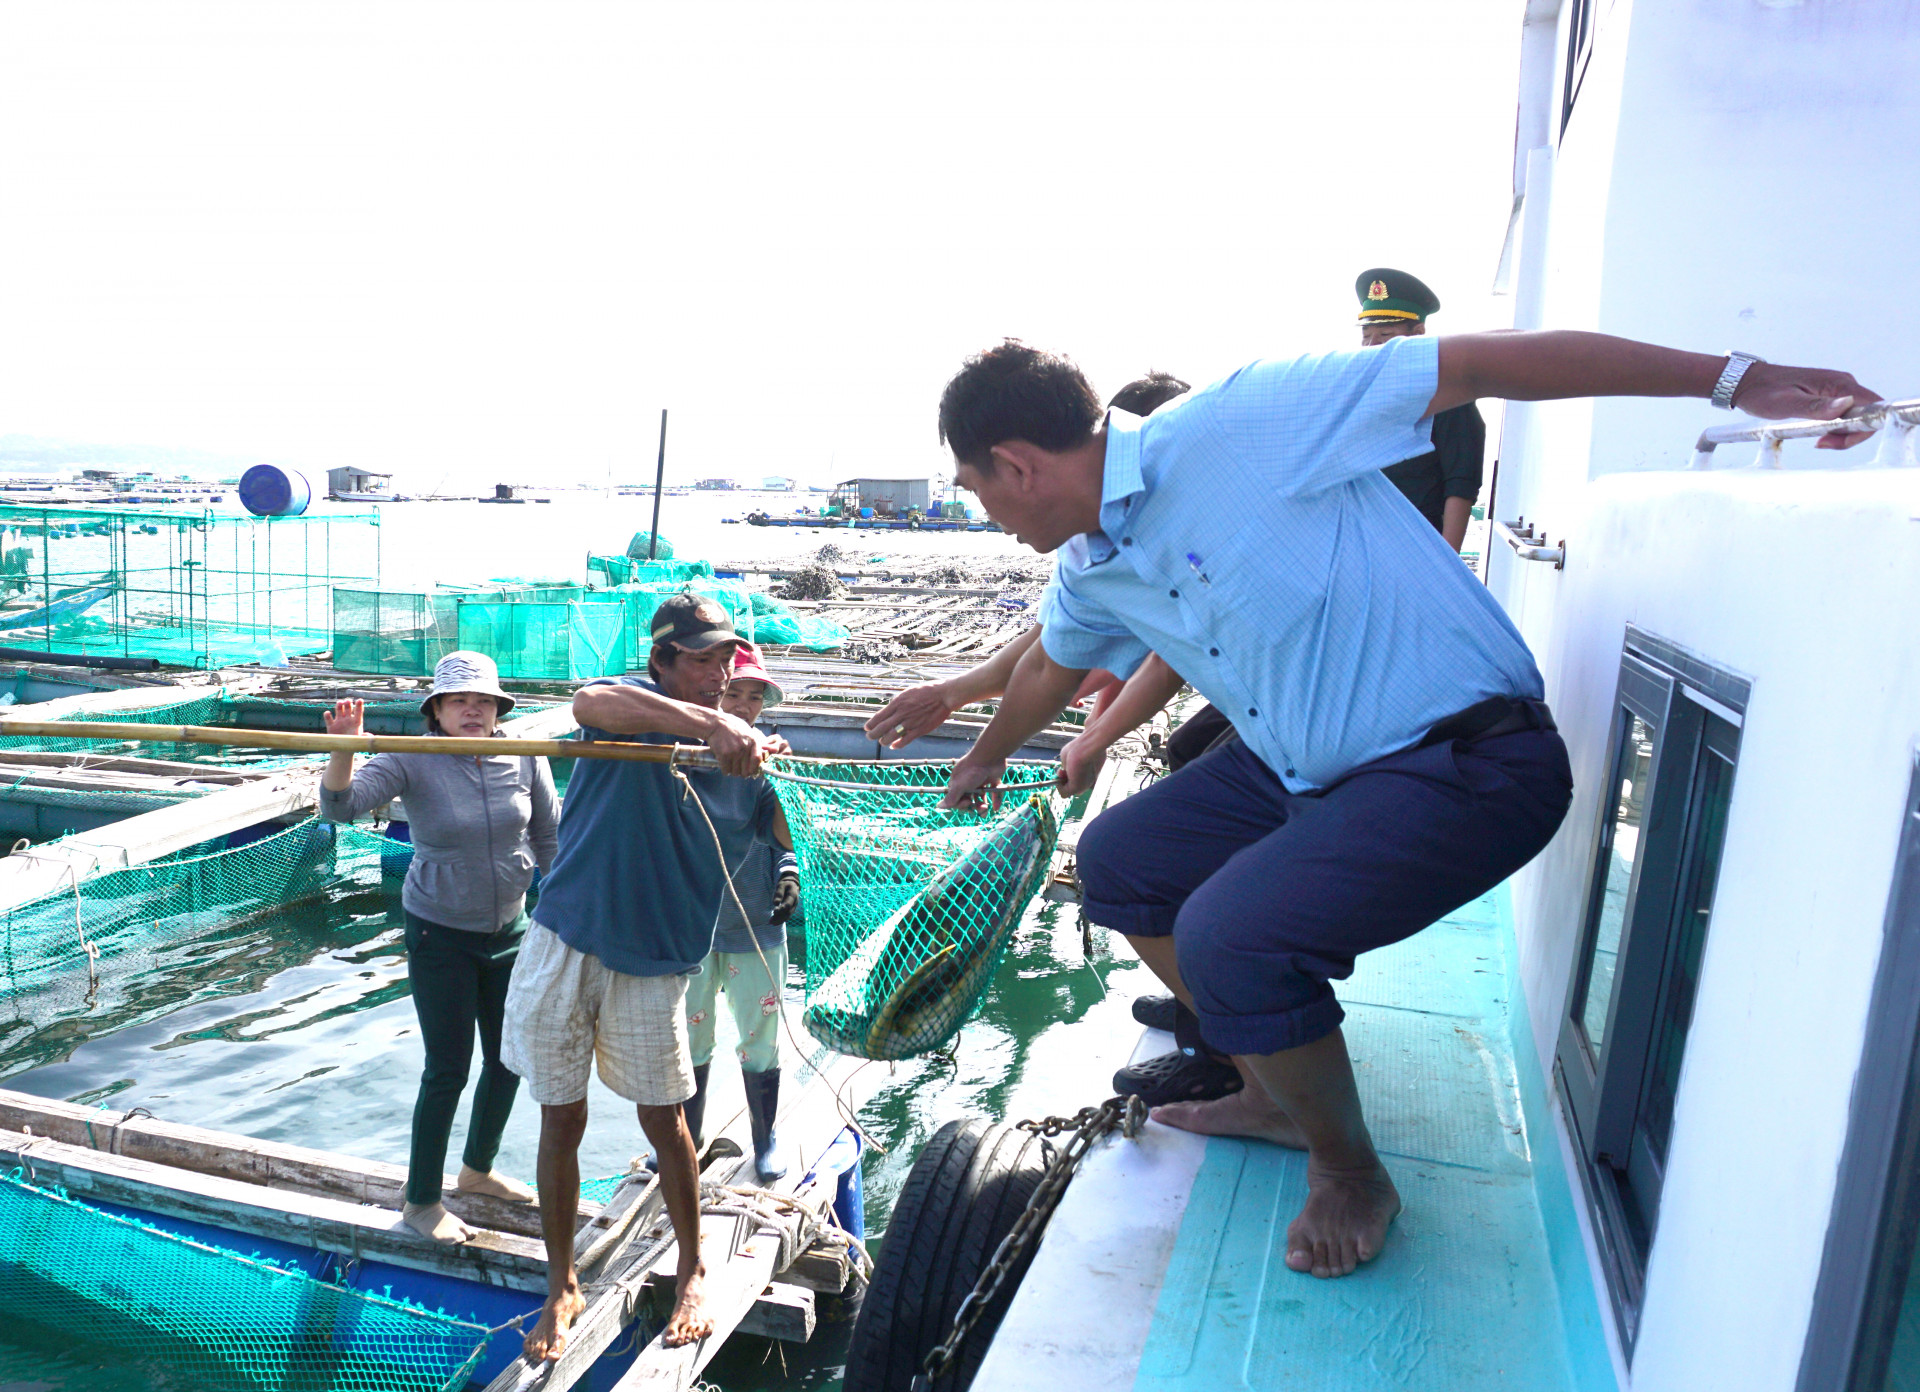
[937, 332, 1879, 1280]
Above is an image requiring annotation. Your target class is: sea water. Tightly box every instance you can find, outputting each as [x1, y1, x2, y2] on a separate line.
[0, 491, 1143, 1391]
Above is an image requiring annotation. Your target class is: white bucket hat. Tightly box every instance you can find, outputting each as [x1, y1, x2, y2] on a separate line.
[421, 650, 516, 721]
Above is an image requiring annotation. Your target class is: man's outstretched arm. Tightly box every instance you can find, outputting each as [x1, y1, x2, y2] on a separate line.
[1428, 332, 1883, 448]
[940, 631, 1088, 810]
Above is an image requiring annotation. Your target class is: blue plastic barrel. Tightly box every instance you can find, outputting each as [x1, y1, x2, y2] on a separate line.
[859, 507, 873, 519]
[238, 464, 313, 517]
[801, 1126, 866, 1241]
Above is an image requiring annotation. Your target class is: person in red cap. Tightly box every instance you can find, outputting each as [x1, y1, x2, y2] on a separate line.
[679, 641, 801, 1180]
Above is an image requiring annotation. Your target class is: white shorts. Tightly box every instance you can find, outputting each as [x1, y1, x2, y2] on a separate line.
[502, 922, 696, 1107]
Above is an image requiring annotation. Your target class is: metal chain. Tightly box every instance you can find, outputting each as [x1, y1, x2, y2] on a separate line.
[910, 1094, 1147, 1392]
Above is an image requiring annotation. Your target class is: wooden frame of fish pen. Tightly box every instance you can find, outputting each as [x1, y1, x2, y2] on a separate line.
[0, 504, 381, 670]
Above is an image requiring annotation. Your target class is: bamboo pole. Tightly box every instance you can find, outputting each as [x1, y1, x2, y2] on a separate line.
[0, 719, 723, 768]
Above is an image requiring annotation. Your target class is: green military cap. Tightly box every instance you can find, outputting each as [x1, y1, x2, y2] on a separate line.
[1355, 267, 1442, 324]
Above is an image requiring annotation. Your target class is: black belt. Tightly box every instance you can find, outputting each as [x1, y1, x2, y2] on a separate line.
[1419, 695, 1557, 749]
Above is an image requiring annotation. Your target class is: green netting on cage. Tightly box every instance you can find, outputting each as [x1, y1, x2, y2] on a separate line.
[331, 589, 465, 676]
[586, 554, 714, 589]
[625, 530, 674, 561]
[766, 760, 1061, 1060]
[454, 599, 627, 680]
[747, 591, 848, 652]
[0, 818, 405, 1014]
[0, 1170, 490, 1392]
[0, 692, 299, 768]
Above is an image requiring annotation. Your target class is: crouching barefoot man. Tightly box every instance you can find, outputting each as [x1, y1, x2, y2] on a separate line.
[503, 592, 786, 1357]
[934, 333, 1876, 1278]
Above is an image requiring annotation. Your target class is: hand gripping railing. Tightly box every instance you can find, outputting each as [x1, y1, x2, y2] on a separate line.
[1691, 397, 1920, 471]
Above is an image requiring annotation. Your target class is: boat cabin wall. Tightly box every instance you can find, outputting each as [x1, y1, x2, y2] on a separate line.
[1490, 3, 1920, 1389]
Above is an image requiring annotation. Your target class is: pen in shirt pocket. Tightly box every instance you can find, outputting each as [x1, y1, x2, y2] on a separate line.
[1185, 552, 1211, 585]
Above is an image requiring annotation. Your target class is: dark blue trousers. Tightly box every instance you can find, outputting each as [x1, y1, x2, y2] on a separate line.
[1077, 727, 1572, 1056]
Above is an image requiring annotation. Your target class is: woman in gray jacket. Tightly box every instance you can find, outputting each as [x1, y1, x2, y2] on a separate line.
[320, 651, 559, 1243]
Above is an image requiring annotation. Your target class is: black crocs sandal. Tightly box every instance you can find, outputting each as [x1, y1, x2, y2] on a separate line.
[1130, 994, 1187, 1033]
[1112, 1049, 1243, 1107]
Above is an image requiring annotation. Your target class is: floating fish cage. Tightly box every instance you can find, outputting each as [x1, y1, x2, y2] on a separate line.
[328, 573, 837, 680]
[0, 504, 381, 669]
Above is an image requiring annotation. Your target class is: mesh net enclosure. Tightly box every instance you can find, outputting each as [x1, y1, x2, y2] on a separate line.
[330, 589, 465, 677]
[0, 818, 401, 1016]
[765, 760, 1061, 1061]
[585, 554, 713, 589]
[0, 1171, 490, 1392]
[0, 691, 302, 768]
[453, 599, 627, 680]
[0, 505, 377, 670]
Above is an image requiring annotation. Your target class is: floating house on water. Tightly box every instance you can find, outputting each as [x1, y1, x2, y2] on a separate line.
[326, 466, 398, 502]
[828, 478, 930, 517]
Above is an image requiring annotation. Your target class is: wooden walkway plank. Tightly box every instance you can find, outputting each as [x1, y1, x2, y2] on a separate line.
[0, 1125, 549, 1292]
[0, 1087, 580, 1241]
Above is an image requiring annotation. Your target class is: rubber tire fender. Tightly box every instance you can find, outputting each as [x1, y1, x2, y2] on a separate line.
[842, 1118, 1049, 1392]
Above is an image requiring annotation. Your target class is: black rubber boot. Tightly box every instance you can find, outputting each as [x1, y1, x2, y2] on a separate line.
[742, 1067, 787, 1181]
[682, 1062, 711, 1148]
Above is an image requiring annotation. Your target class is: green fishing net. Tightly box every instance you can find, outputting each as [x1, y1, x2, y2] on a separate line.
[766, 760, 1061, 1061]
[453, 598, 628, 680]
[0, 1171, 489, 1392]
[0, 818, 402, 1018]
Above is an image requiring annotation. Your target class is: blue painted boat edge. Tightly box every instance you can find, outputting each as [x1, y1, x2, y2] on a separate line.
[1493, 881, 1623, 1392]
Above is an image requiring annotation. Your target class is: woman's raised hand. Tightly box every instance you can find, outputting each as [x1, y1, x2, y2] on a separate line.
[324, 698, 366, 737]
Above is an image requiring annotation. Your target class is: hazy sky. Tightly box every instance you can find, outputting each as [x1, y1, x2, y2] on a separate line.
[0, 2, 1524, 489]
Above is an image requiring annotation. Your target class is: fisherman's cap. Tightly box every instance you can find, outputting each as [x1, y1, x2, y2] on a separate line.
[1355, 267, 1442, 324]
[422, 650, 516, 719]
[727, 641, 783, 708]
[651, 589, 744, 655]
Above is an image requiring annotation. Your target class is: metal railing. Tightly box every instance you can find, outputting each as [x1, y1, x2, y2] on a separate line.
[1495, 518, 1566, 568]
[1691, 397, 1920, 471]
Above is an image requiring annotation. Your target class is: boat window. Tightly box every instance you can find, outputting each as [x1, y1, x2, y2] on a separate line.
[1556, 634, 1746, 1354]
[1578, 713, 1654, 1054]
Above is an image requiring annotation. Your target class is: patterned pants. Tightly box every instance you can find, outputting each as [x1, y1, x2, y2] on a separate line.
[686, 943, 786, 1074]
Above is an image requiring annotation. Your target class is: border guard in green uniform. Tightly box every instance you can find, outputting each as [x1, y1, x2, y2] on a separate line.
[1356, 268, 1486, 553]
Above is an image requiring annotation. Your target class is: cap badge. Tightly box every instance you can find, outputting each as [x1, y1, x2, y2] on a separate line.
[1367, 279, 1389, 301]
[695, 602, 725, 627]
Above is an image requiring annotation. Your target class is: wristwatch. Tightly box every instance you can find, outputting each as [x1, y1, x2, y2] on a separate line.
[1711, 351, 1764, 410]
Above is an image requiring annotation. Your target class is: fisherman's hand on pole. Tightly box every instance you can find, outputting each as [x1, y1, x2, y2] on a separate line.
[703, 708, 771, 777]
[941, 756, 1006, 814]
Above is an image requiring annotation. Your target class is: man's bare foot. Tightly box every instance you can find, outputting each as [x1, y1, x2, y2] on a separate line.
[524, 1280, 587, 1362]
[401, 1200, 476, 1244]
[661, 1264, 713, 1348]
[1284, 1160, 1401, 1279]
[1152, 1085, 1309, 1150]
[456, 1164, 537, 1203]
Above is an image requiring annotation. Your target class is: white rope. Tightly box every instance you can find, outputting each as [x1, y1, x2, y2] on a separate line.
[668, 764, 886, 1158]
[8, 838, 99, 998]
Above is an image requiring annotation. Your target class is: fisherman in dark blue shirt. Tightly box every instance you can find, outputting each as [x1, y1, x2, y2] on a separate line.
[503, 592, 789, 1363]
